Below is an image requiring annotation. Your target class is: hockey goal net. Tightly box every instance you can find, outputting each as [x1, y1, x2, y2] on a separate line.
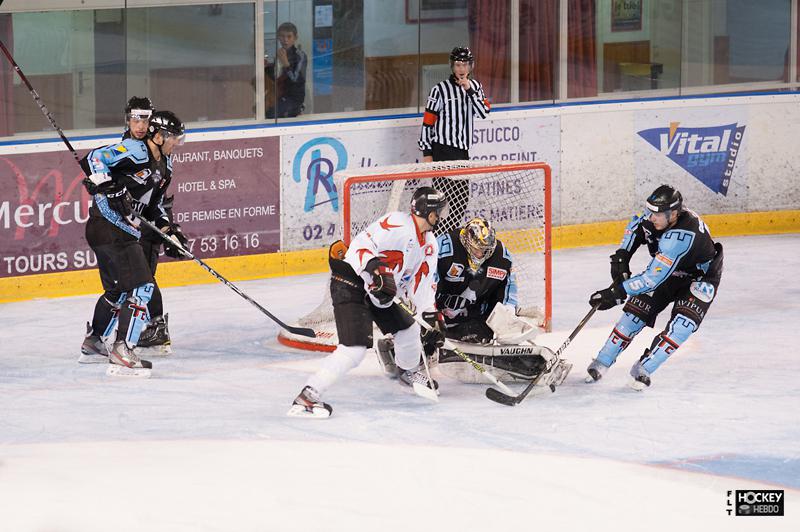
[278, 160, 552, 352]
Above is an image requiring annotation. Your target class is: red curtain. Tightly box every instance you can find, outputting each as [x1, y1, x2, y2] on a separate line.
[468, 0, 511, 104]
[469, 0, 596, 102]
[567, 0, 597, 98]
[520, 0, 557, 101]
[0, 14, 14, 137]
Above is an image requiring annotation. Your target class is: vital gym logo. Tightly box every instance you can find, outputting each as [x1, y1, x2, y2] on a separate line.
[637, 121, 745, 196]
[726, 490, 784, 516]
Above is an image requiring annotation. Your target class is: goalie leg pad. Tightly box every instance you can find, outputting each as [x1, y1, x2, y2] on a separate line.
[375, 338, 399, 378]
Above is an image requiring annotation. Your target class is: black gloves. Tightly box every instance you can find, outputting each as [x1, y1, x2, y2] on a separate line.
[420, 310, 446, 350]
[589, 284, 627, 311]
[103, 183, 132, 218]
[365, 257, 396, 305]
[610, 249, 631, 284]
[163, 224, 189, 258]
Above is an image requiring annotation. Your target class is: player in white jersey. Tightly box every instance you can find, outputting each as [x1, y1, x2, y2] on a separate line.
[288, 187, 449, 418]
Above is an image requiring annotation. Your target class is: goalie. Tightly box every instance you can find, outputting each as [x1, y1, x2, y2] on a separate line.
[378, 217, 567, 385]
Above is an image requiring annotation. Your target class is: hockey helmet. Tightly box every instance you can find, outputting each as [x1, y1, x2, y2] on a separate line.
[449, 46, 474, 69]
[148, 110, 185, 145]
[125, 96, 154, 121]
[411, 187, 449, 226]
[460, 217, 497, 270]
[645, 184, 682, 214]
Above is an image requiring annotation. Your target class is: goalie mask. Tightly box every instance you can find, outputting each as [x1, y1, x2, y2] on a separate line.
[460, 217, 496, 271]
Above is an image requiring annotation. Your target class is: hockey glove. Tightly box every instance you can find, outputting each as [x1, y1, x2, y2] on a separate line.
[609, 249, 631, 285]
[589, 284, 627, 311]
[163, 224, 189, 258]
[420, 310, 446, 350]
[103, 183, 133, 218]
[365, 257, 396, 305]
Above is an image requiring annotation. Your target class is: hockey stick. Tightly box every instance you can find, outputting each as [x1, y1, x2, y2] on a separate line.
[485, 303, 598, 406]
[133, 215, 316, 338]
[0, 40, 316, 339]
[393, 298, 516, 396]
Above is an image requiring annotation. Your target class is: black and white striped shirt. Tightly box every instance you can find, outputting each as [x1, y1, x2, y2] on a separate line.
[418, 75, 490, 155]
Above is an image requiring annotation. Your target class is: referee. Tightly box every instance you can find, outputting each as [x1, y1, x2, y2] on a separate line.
[418, 46, 490, 233]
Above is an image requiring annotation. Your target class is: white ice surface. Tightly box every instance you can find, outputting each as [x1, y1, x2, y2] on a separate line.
[1, 234, 798, 531]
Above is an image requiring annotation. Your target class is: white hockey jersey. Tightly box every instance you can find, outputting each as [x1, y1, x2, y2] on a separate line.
[344, 211, 439, 311]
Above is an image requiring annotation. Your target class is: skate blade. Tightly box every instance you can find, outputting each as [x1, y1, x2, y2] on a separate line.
[78, 353, 108, 364]
[135, 344, 173, 357]
[628, 379, 648, 391]
[412, 382, 440, 402]
[106, 364, 152, 378]
[286, 404, 332, 419]
[547, 361, 573, 387]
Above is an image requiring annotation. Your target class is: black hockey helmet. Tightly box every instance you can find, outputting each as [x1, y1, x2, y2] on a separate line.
[449, 46, 474, 68]
[148, 110, 185, 144]
[645, 184, 683, 214]
[460, 217, 497, 270]
[411, 187, 449, 225]
[125, 96, 154, 120]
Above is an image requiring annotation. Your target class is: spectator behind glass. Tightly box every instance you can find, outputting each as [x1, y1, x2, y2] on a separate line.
[266, 22, 307, 118]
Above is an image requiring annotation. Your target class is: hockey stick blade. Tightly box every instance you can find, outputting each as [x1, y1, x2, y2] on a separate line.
[412, 382, 440, 402]
[485, 305, 598, 406]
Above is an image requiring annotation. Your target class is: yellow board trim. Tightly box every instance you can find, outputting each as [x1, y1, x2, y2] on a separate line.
[2, 210, 798, 304]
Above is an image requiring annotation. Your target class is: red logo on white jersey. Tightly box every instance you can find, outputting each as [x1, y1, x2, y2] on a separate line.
[380, 250, 405, 272]
[379, 216, 402, 231]
[486, 267, 507, 280]
[414, 261, 429, 292]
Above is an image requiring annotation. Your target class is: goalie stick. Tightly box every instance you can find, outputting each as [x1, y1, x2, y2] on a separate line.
[486, 303, 598, 406]
[393, 298, 516, 397]
[0, 39, 315, 339]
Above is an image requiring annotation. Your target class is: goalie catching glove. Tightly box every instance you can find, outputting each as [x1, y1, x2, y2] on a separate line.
[365, 257, 396, 305]
[162, 223, 189, 258]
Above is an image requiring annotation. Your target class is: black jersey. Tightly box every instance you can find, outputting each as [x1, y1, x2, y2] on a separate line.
[435, 229, 517, 322]
[81, 138, 172, 238]
[618, 209, 720, 296]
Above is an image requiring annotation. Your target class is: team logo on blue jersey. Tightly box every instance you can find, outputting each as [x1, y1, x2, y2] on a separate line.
[637, 121, 745, 196]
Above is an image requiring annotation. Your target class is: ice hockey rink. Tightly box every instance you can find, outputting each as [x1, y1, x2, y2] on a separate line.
[1, 233, 798, 531]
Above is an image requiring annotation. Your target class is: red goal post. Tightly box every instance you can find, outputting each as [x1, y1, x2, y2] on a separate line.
[278, 160, 552, 352]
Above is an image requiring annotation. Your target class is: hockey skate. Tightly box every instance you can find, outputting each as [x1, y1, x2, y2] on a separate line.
[136, 314, 172, 356]
[584, 358, 610, 383]
[78, 323, 109, 364]
[287, 386, 332, 418]
[107, 340, 152, 378]
[628, 353, 652, 391]
[399, 364, 439, 402]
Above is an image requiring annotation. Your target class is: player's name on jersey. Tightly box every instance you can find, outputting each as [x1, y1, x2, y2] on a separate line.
[172, 147, 264, 164]
[176, 178, 237, 193]
[175, 204, 276, 223]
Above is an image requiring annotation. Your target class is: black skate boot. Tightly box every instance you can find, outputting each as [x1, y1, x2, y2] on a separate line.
[107, 340, 152, 378]
[287, 386, 332, 418]
[79, 322, 109, 364]
[136, 314, 172, 355]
